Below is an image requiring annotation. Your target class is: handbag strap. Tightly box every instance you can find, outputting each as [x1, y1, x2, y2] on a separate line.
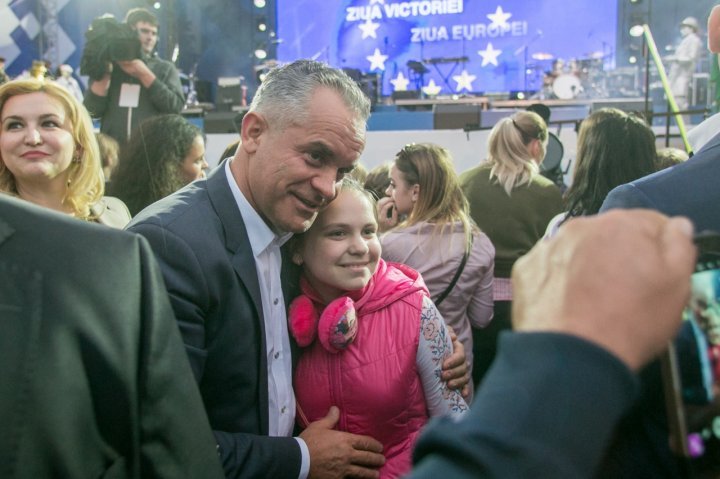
[433, 234, 473, 307]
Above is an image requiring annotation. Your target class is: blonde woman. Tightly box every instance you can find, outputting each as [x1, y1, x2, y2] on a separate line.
[459, 111, 563, 384]
[378, 143, 495, 396]
[0, 79, 129, 227]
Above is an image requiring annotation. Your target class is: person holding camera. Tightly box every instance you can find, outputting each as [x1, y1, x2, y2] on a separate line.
[83, 8, 184, 145]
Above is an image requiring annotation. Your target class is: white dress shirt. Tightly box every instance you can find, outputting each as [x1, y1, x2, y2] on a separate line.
[225, 161, 310, 478]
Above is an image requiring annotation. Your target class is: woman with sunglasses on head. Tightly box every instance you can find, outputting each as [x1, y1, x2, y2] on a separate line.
[0, 79, 130, 227]
[377, 143, 495, 397]
[544, 108, 658, 238]
[459, 111, 563, 385]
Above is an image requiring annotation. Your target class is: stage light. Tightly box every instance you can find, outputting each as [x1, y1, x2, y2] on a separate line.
[153, 2, 161, 9]
[255, 48, 268, 59]
[254, 0, 266, 7]
[629, 25, 644, 37]
[629, 56, 638, 64]
[257, 18, 267, 32]
[517, 92, 526, 100]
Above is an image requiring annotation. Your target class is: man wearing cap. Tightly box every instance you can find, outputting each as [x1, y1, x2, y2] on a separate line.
[666, 16, 704, 117]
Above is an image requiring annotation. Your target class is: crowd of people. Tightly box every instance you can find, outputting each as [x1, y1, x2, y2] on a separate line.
[1, 4, 720, 479]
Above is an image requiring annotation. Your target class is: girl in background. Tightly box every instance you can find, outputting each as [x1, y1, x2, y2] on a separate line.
[109, 114, 207, 216]
[378, 143, 495, 396]
[459, 111, 563, 385]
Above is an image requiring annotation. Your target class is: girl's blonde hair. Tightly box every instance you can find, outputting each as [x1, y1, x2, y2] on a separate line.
[394, 143, 476, 246]
[486, 111, 547, 195]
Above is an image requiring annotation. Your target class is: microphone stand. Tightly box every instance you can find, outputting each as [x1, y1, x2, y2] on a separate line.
[514, 31, 543, 93]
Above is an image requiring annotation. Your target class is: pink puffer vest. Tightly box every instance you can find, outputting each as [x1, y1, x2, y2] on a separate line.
[294, 260, 430, 478]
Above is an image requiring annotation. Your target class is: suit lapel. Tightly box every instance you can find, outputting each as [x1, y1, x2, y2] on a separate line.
[206, 162, 265, 328]
[205, 162, 271, 432]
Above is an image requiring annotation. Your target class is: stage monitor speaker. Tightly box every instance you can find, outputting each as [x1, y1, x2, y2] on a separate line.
[480, 109, 514, 128]
[433, 104, 482, 130]
[591, 99, 647, 114]
[194, 80, 213, 103]
[509, 90, 538, 100]
[204, 111, 239, 134]
[392, 90, 421, 101]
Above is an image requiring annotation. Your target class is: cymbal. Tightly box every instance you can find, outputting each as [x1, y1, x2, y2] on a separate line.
[531, 52, 554, 60]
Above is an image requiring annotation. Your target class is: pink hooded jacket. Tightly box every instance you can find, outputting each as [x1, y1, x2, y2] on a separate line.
[293, 259, 431, 478]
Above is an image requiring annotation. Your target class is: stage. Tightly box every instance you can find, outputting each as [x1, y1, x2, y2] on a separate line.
[202, 93, 693, 191]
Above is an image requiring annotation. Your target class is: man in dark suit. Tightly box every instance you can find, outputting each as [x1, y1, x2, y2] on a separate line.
[129, 60, 468, 478]
[594, 11, 720, 477]
[598, 136, 720, 477]
[0, 194, 223, 478]
[127, 59, 381, 478]
[410, 210, 696, 478]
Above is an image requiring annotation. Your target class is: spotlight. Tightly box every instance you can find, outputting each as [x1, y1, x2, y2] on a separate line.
[254, 48, 268, 60]
[153, 1, 161, 9]
[629, 56, 638, 64]
[629, 25, 644, 37]
[254, 0, 266, 7]
[257, 18, 267, 32]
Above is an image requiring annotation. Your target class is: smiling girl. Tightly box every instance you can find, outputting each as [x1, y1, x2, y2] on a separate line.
[289, 178, 467, 478]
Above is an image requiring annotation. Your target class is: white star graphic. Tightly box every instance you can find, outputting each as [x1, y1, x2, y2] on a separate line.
[358, 19, 380, 39]
[390, 72, 410, 91]
[452, 70, 477, 92]
[487, 6, 512, 28]
[422, 79, 442, 96]
[369, 0, 385, 4]
[366, 48, 388, 71]
[478, 43, 502, 67]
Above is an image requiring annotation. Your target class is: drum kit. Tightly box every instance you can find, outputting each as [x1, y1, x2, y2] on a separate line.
[528, 51, 609, 100]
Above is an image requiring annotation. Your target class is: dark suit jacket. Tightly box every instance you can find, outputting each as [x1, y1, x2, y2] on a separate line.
[601, 131, 720, 232]
[0, 195, 223, 478]
[599, 136, 720, 478]
[410, 333, 638, 478]
[127, 161, 302, 478]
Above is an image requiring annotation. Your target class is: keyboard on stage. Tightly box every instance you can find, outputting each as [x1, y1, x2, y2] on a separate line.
[423, 56, 469, 64]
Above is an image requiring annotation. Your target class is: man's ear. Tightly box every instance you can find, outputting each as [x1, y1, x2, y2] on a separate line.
[240, 111, 267, 154]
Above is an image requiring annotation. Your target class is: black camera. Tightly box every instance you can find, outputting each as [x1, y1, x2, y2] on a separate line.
[80, 15, 142, 80]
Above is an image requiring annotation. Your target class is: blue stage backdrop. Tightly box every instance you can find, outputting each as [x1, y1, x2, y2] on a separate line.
[277, 0, 618, 96]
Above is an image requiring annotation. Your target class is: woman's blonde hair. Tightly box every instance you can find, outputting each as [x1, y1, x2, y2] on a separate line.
[486, 110, 547, 195]
[0, 79, 103, 218]
[394, 143, 476, 245]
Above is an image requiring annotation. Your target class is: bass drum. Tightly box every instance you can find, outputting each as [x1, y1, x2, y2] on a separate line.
[541, 132, 563, 173]
[552, 74, 582, 99]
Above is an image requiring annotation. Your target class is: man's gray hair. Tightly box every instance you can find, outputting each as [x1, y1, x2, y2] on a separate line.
[248, 60, 371, 131]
